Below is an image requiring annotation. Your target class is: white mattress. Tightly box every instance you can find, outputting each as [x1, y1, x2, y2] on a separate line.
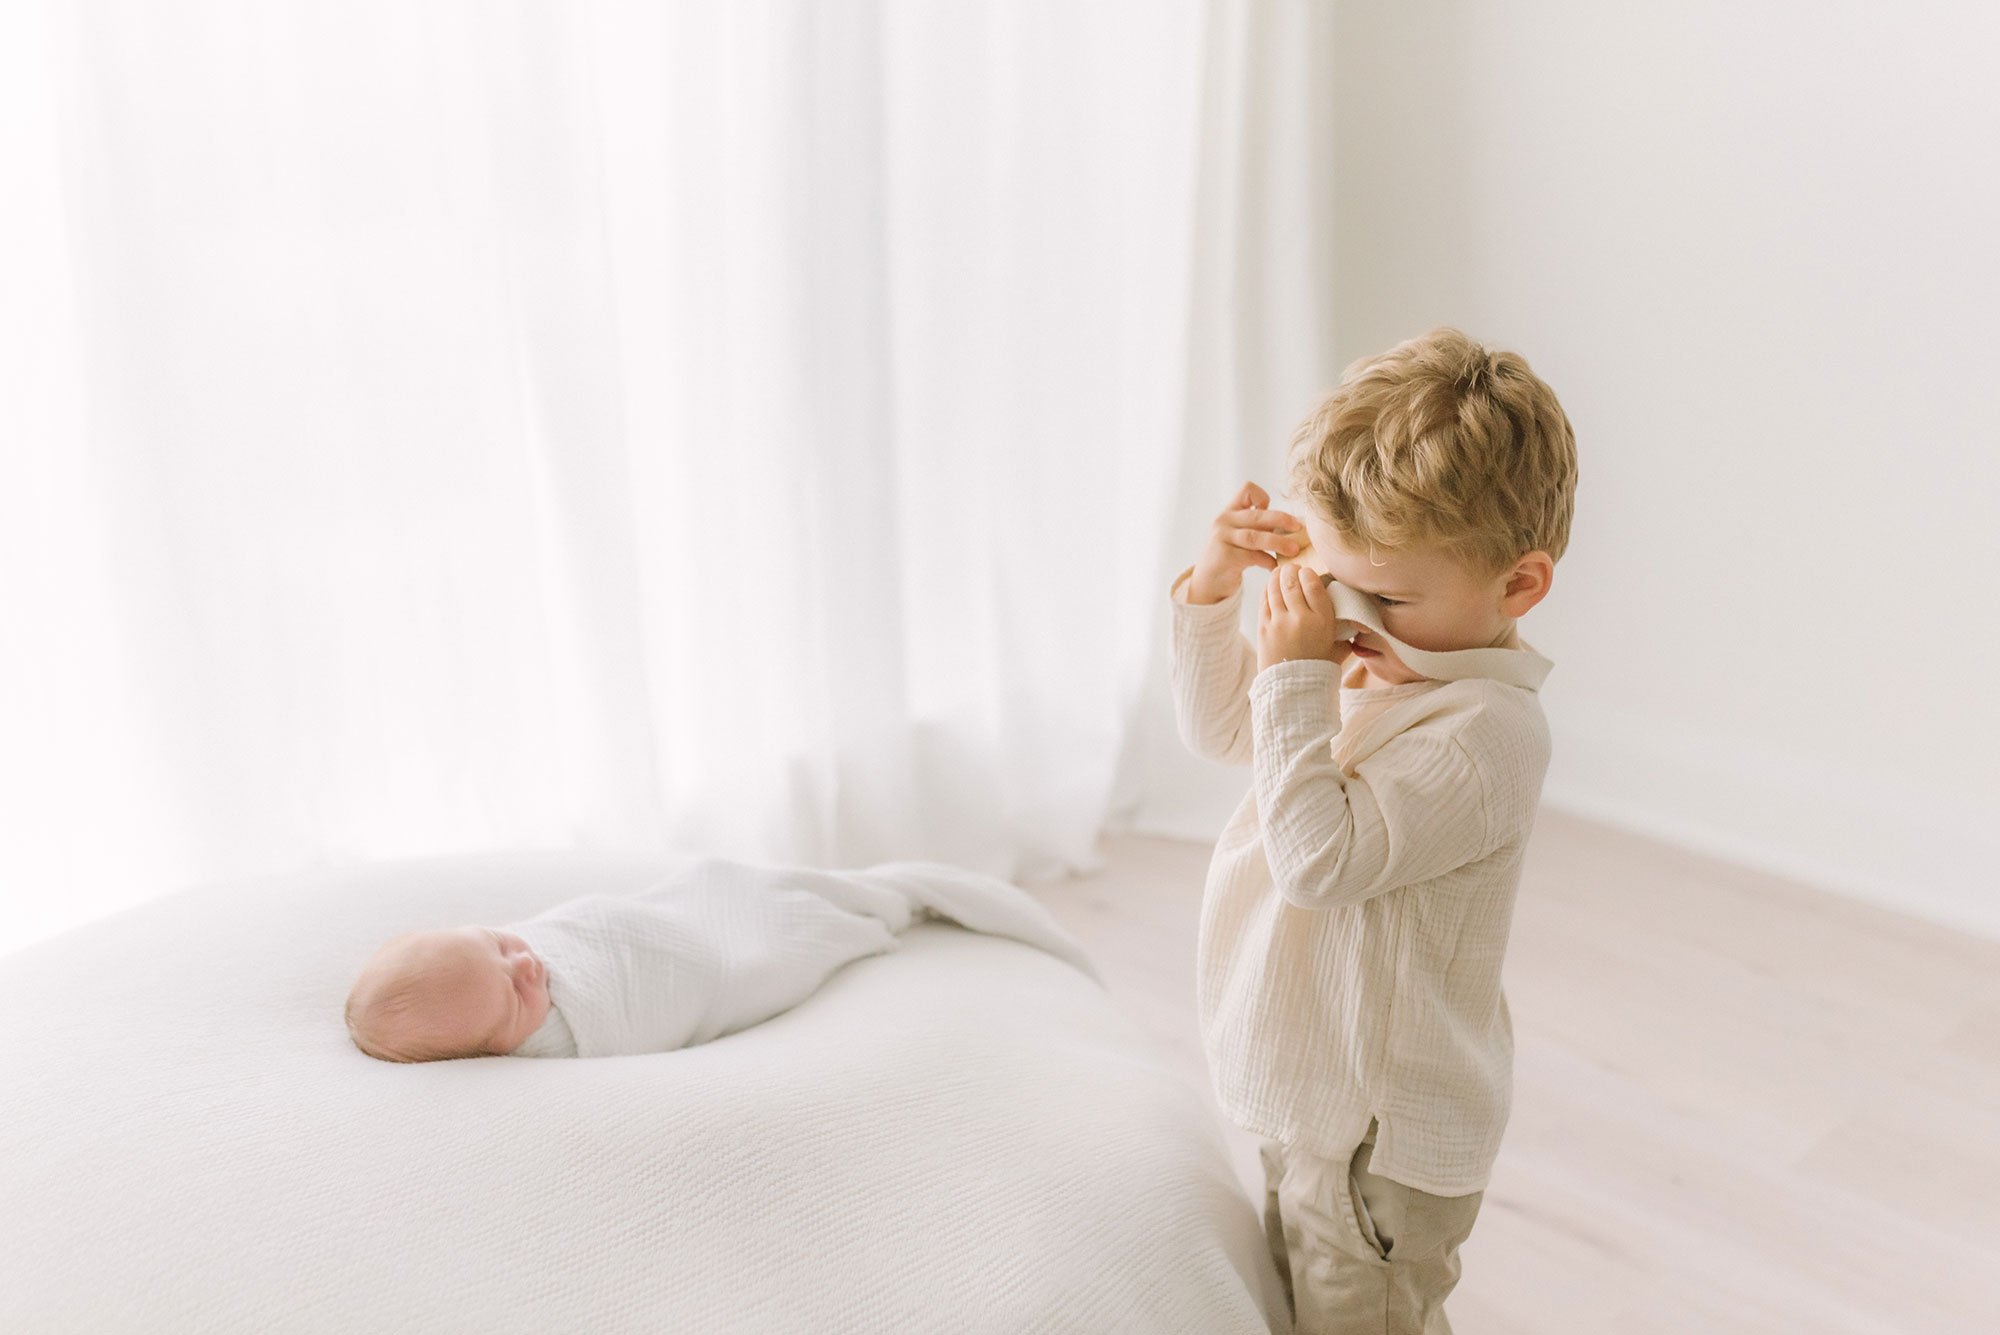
[0, 851, 1290, 1333]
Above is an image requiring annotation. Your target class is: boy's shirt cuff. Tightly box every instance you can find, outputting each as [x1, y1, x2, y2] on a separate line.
[1168, 565, 1248, 637]
[1168, 565, 1242, 610]
[1249, 657, 1345, 746]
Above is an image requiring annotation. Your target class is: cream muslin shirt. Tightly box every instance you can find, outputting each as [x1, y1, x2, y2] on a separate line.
[1168, 568, 1554, 1196]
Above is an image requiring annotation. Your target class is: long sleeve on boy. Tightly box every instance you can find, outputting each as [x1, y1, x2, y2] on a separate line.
[1168, 568, 1553, 1196]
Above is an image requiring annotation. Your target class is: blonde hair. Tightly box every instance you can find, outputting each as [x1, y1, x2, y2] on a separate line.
[345, 938, 481, 1064]
[344, 982, 439, 1063]
[1286, 326, 1577, 581]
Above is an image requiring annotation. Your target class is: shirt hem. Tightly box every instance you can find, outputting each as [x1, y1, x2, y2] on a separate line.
[1212, 1091, 1497, 1197]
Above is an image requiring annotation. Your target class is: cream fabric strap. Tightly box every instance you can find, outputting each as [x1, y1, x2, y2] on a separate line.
[1317, 572, 1553, 693]
[1169, 563, 1553, 693]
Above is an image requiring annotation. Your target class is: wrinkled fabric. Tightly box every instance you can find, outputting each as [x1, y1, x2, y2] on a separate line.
[508, 856, 1100, 1058]
[1260, 1119, 1483, 1334]
[1168, 567, 1556, 1194]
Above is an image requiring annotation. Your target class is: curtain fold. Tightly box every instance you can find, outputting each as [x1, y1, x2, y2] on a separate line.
[0, 0, 1332, 954]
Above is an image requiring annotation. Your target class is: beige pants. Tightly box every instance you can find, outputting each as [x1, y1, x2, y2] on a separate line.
[1259, 1119, 1484, 1334]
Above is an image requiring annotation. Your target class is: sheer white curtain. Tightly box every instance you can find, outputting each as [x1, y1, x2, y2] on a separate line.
[0, 0, 1334, 954]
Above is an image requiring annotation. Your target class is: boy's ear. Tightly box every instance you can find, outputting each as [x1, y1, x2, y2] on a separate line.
[1498, 552, 1554, 617]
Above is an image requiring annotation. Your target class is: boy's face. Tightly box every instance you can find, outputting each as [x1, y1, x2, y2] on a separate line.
[1291, 510, 1521, 687]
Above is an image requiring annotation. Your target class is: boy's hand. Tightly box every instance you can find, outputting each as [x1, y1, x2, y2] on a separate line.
[1184, 482, 1306, 605]
[1258, 562, 1351, 670]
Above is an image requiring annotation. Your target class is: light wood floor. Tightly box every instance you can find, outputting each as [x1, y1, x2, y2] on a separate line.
[1023, 809, 2000, 1334]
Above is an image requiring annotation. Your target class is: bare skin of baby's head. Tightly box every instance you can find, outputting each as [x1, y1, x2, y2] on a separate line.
[345, 926, 551, 1062]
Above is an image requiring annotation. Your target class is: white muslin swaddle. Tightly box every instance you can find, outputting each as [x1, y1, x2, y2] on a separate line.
[506, 858, 1100, 1059]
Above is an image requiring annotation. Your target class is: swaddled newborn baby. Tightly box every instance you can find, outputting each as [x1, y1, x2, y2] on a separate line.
[344, 856, 1098, 1063]
[346, 924, 557, 1062]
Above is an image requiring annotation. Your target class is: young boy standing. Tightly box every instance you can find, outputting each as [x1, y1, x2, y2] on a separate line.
[1168, 327, 1578, 1334]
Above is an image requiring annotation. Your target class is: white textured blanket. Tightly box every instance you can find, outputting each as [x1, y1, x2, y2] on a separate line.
[508, 857, 1103, 1058]
[0, 852, 1289, 1334]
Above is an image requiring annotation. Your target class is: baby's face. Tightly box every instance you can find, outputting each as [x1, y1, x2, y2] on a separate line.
[1291, 511, 1521, 687]
[347, 926, 551, 1062]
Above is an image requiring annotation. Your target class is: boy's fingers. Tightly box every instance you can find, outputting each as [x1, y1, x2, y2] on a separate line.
[1300, 568, 1333, 614]
[1226, 507, 1302, 533]
[1225, 527, 1300, 557]
[1230, 518, 1303, 548]
[1291, 567, 1313, 611]
[1237, 481, 1270, 510]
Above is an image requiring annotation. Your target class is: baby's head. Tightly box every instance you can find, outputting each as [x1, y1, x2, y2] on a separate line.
[345, 926, 551, 1062]
[1283, 326, 1577, 685]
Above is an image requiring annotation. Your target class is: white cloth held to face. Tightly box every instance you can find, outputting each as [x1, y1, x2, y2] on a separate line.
[1316, 573, 1553, 692]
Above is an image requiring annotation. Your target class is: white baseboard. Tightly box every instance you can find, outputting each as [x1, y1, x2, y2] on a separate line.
[1540, 700, 2000, 945]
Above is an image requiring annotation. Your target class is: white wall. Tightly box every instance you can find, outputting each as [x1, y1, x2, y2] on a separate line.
[1128, 2, 2000, 941]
